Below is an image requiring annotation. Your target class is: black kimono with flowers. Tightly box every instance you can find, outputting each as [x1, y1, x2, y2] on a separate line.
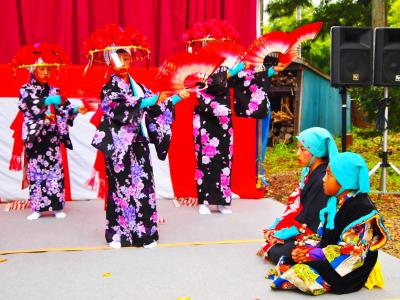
[92, 75, 174, 247]
[193, 68, 271, 206]
[18, 76, 77, 212]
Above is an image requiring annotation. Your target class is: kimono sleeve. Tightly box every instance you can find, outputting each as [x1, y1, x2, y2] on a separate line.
[144, 97, 174, 160]
[318, 219, 382, 277]
[58, 99, 79, 127]
[18, 85, 47, 142]
[230, 70, 271, 119]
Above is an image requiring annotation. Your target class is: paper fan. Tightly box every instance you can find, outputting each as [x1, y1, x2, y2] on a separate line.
[199, 41, 245, 69]
[290, 21, 323, 45]
[157, 51, 224, 91]
[157, 52, 192, 80]
[80, 97, 99, 112]
[278, 22, 324, 68]
[183, 72, 209, 90]
[242, 32, 294, 66]
[73, 87, 100, 112]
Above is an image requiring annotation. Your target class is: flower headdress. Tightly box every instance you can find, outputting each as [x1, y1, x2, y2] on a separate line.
[11, 43, 69, 74]
[182, 19, 240, 52]
[82, 24, 151, 73]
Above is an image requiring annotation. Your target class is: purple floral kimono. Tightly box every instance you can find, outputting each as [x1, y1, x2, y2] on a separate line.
[92, 74, 173, 247]
[231, 69, 271, 119]
[18, 76, 78, 212]
[193, 68, 271, 206]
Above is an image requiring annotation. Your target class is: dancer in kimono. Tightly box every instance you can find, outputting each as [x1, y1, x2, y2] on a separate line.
[270, 152, 389, 295]
[259, 127, 339, 264]
[183, 20, 283, 215]
[13, 43, 87, 220]
[85, 25, 189, 248]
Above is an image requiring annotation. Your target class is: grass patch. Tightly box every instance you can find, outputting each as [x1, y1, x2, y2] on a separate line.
[264, 128, 400, 194]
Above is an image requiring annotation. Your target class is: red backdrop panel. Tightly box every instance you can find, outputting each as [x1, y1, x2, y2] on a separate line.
[1, 0, 257, 66]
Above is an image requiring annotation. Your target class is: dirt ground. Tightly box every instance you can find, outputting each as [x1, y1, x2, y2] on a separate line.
[266, 170, 400, 259]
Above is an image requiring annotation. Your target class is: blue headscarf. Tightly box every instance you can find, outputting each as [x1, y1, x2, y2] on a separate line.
[320, 152, 371, 229]
[296, 127, 339, 188]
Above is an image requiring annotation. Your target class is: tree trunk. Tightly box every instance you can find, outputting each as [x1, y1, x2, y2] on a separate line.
[372, 0, 387, 27]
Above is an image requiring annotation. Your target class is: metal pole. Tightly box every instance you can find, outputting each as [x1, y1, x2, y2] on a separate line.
[257, 0, 263, 36]
[339, 87, 347, 152]
[296, 5, 302, 58]
[380, 87, 389, 192]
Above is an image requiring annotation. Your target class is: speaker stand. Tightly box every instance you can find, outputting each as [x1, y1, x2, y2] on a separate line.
[369, 87, 400, 195]
[339, 87, 347, 152]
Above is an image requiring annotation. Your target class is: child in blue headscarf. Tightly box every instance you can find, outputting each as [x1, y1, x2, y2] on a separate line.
[270, 152, 389, 295]
[259, 127, 339, 264]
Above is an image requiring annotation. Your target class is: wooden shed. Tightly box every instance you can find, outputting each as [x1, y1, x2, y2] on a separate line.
[266, 58, 351, 145]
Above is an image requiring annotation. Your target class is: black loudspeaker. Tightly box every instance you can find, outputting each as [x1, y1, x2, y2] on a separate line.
[374, 27, 400, 86]
[330, 26, 373, 86]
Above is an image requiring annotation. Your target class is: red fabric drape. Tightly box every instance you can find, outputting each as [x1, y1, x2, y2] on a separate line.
[168, 95, 198, 198]
[1, 0, 256, 66]
[60, 145, 72, 201]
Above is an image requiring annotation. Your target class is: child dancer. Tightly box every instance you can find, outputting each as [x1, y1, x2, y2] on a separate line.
[183, 20, 281, 215]
[270, 152, 389, 295]
[260, 127, 339, 264]
[13, 43, 87, 220]
[85, 25, 189, 248]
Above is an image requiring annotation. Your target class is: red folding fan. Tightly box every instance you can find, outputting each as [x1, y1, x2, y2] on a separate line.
[156, 51, 225, 91]
[76, 91, 99, 112]
[242, 31, 294, 67]
[199, 40, 245, 69]
[279, 21, 324, 67]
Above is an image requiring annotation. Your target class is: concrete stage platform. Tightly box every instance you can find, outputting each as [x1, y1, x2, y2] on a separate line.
[1, 199, 399, 300]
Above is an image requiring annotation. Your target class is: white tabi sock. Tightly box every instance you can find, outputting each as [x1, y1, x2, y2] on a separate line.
[54, 211, 67, 219]
[217, 205, 232, 215]
[143, 241, 157, 249]
[198, 204, 211, 215]
[27, 212, 41, 220]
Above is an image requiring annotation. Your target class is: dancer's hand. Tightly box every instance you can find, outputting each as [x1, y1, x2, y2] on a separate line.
[256, 247, 265, 257]
[263, 229, 275, 241]
[273, 62, 286, 73]
[157, 91, 173, 104]
[291, 246, 311, 263]
[78, 106, 89, 114]
[177, 89, 191, 99]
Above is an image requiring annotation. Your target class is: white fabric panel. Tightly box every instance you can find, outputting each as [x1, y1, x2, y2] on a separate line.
[0, 98, 29, 201]
[149, 147, 175, 200]
[0, 97, 174, 201]
[66, 98, 98, 200]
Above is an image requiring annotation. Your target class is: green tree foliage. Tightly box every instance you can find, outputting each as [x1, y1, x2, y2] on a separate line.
[388, 0, 400, 27]
[265, 0, 400, 130]
[349, 87, 400, 130]
[266, 0, 312, 20]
